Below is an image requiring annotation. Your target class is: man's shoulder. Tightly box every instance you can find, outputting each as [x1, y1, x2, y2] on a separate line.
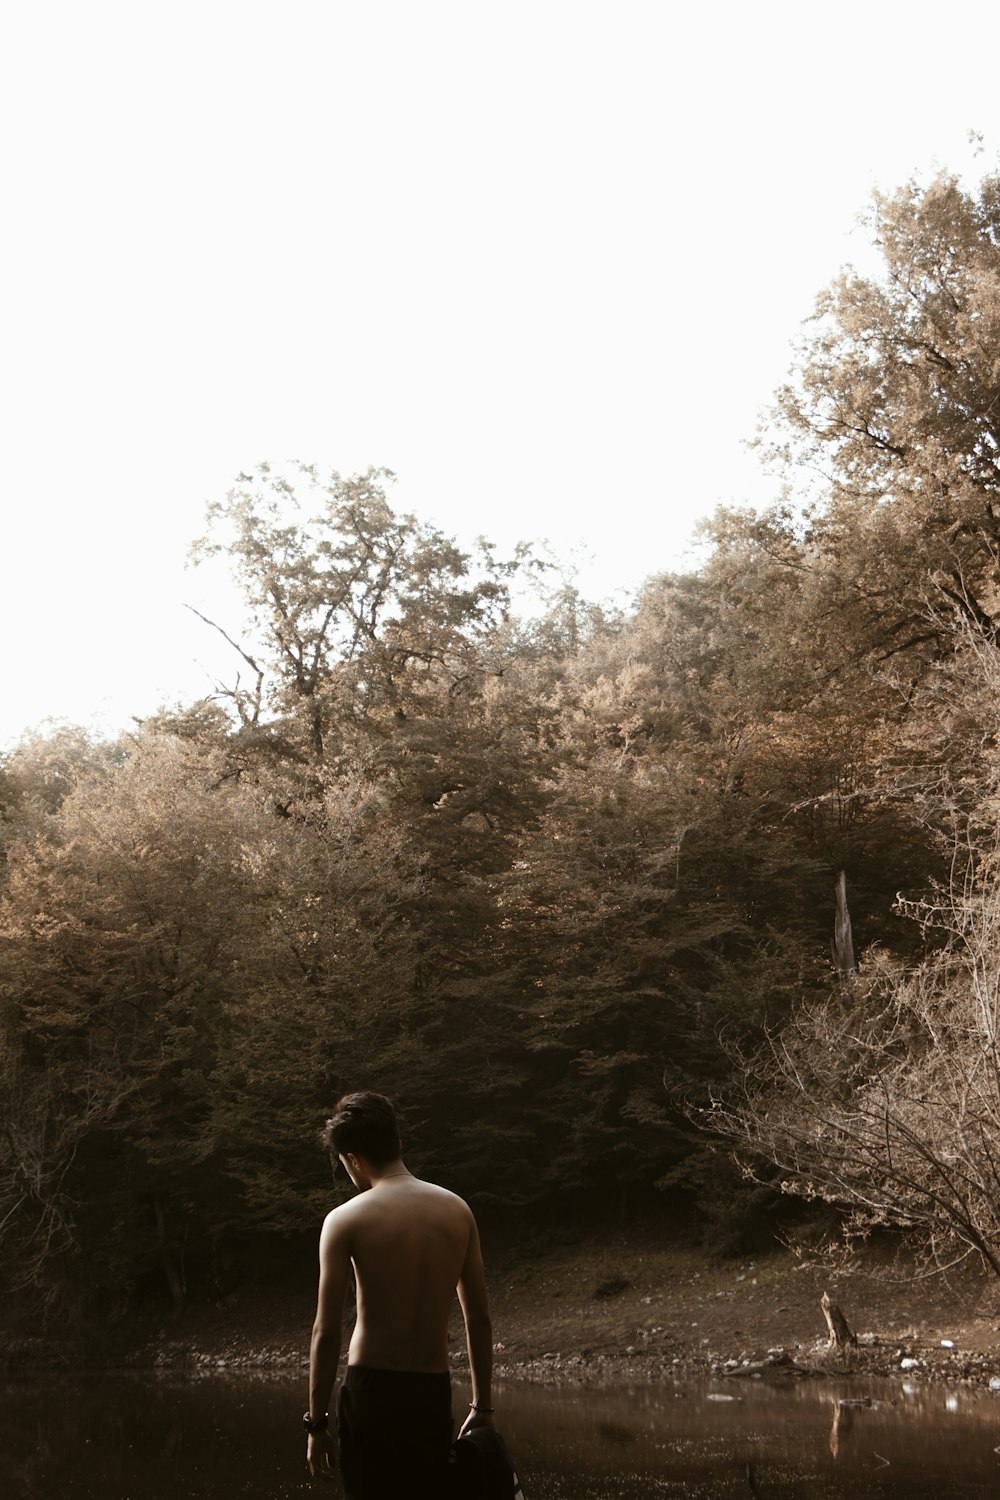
[320, 1196, 365, 1238]
[410, 1178, 474, 1214]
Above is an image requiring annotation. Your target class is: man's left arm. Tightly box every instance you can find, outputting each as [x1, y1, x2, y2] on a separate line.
[456, 1214, 494, 1439]
[307, 1209, 352, 1481]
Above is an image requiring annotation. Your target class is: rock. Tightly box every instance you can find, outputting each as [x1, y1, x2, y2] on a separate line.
[900, 1358, 920, 1371]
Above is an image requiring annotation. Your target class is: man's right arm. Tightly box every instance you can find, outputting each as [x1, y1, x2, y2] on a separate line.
[307, 1207, 352, 1480]
[456, 1214, 494, 1438]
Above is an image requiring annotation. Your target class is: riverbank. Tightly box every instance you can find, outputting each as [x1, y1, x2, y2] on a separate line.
[134, 1229, 1000, 1390]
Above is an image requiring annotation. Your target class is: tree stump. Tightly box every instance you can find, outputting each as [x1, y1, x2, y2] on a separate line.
[821, 1290, 857, 1350]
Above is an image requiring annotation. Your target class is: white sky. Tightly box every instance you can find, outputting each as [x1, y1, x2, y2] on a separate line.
[2, 0, 999, 746]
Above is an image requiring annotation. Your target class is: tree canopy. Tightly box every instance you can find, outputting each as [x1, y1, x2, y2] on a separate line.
[6, 167, 1000, 1338]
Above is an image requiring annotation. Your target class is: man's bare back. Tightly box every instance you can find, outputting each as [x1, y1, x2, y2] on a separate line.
[327, 1171, 480, 1371]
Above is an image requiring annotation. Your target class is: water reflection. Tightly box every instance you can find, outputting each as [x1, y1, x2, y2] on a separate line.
[2, 1371, 1000, 1499]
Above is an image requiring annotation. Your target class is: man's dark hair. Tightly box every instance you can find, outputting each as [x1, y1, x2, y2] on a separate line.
[322, 1091, 401, 1167]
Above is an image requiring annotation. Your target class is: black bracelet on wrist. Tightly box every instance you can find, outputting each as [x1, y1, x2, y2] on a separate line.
[303, 1411, 329, 1434]
[469, 1402, 495, 1414]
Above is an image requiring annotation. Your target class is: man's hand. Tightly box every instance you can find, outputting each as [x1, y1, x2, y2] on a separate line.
[306, 1427, 338, 1483]
[457, 1407, 496, 1441]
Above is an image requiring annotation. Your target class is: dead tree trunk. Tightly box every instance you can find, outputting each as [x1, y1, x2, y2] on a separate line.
[153, 1193, 186, 1312]
[831, 871, 856, 977]
[821, 1290, 856, 1350]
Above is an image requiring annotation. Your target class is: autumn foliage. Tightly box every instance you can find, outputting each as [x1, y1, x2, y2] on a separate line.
[5, 168, 1000, 1336]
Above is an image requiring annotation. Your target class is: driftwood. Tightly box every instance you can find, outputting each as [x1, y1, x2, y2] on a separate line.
[821, 1290, 857, 1350]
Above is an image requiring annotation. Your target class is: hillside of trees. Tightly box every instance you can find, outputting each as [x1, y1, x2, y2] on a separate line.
[5, 168, 1000, 1344]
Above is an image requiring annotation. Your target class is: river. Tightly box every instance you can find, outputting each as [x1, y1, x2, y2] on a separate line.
[3, 1370, 1000, 1498]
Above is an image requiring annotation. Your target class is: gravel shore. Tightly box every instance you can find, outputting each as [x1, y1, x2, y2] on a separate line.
[133, 1233, 1000, 1392]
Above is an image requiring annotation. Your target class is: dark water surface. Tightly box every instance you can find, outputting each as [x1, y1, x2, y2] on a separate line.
[4, 1370, 1000, 1499]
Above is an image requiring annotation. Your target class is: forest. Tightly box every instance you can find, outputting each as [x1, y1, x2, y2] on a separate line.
[5, 168, 1000, 1345]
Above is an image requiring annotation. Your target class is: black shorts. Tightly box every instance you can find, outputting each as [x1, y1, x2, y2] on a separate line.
[337, 1364, 454, 1500]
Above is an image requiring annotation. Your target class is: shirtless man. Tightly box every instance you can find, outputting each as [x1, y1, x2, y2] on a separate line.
[304, 1091, 495, 1497]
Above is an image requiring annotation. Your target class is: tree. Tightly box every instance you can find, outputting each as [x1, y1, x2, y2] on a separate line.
[629, 548, 939, 967]
[0, 732, 261, 1312]
[692, 516, 1000, 1266]
[697, 816, 1000, 1277]
[0, 728, 424, 1317]
[766, 169, 1000, 662]
[190, 462, 520, 761]
[688, 156, 1000, 1270]
[484, 622, 837, 1214]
